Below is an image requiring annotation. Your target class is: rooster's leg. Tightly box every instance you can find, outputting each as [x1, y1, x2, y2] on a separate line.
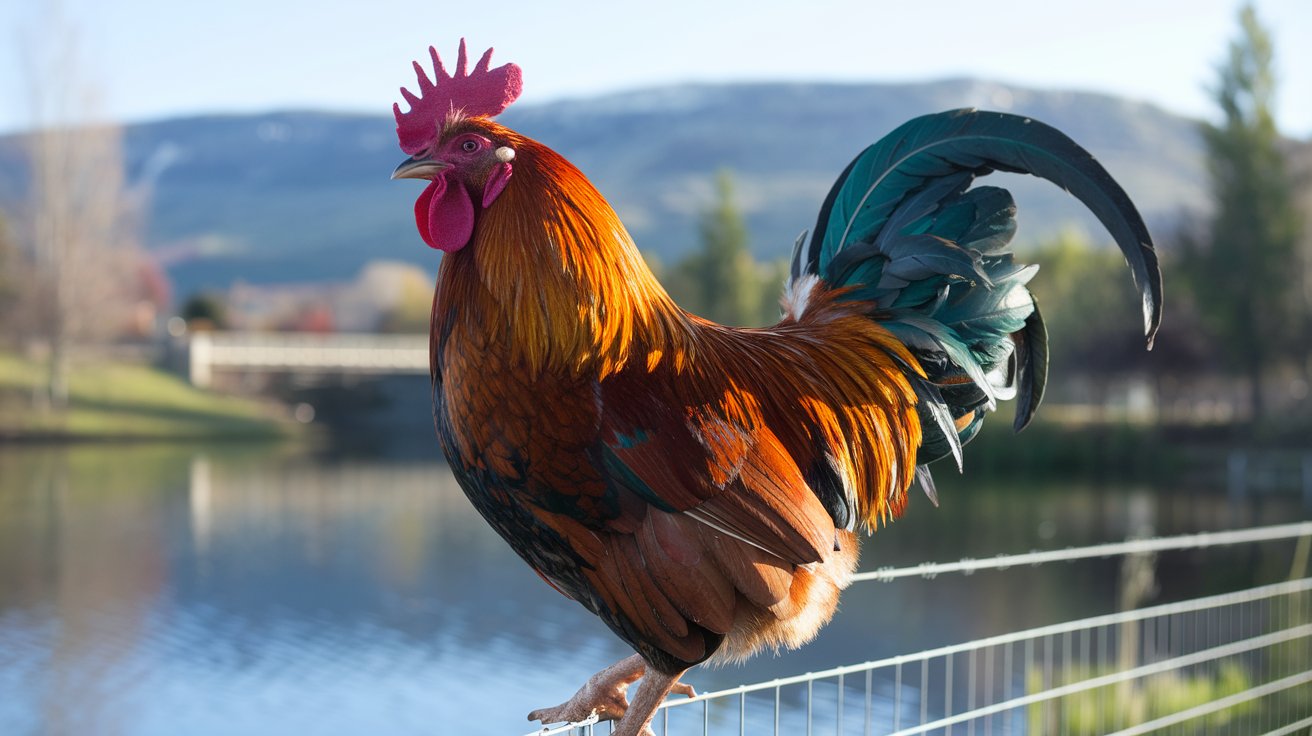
[526, 654, 695, 729]
[612, 667, 691, 736]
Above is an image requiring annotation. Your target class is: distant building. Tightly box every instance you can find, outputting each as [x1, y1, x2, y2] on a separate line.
[222, 260, 432, 333]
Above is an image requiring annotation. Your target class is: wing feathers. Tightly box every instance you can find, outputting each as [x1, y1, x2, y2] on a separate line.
[586, 535, 708, 664]
[636, 511, 737, 634]
[703, 529, 793, 612]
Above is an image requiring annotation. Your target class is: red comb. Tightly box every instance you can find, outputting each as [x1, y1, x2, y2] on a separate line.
[393, 39, 523, 155]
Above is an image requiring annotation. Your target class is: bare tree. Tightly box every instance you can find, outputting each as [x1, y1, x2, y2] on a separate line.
[17, 3, 143, 409]
[0, 214, 18, 333]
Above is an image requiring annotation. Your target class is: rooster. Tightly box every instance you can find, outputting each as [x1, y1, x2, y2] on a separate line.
[390, 42, 1161, 735]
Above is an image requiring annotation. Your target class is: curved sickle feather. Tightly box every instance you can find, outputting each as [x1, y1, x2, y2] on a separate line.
[806, 108, 1162, 347]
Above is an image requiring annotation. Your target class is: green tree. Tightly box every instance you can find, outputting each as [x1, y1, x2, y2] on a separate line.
[1184, 3, 1303, 421]
[657, 170, 792, 326]
[754, 258, 790, 326]
[1291, 141, 1312, 403]
[669, 170, 764, 326]
[180, 292, 229, 330]
[1030, 232, 1140, 371]
[1028, 231, 1147, 408]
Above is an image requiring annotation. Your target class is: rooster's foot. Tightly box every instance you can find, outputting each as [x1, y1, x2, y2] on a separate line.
[527, 654, 646, 725]
[527, 654, 695, 733]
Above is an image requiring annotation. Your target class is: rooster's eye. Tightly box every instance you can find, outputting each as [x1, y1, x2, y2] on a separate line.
[461, 139, 480, 153]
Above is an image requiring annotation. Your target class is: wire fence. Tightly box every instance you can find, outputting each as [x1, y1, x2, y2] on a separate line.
[527, 522, 1312, 736]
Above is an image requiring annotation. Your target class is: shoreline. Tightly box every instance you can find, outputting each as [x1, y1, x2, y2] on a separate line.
[0, 350, 304, 444]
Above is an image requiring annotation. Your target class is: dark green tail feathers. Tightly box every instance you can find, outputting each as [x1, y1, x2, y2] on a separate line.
[792, 109, 1162, 493]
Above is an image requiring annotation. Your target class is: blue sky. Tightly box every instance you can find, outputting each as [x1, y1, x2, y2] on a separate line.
[2, 0, 1309, 136]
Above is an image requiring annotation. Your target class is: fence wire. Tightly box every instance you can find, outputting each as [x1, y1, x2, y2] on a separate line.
[528, 523, 1312, 736]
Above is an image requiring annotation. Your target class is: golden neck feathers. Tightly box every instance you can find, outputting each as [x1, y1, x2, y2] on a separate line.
[435, 130, 693, 378]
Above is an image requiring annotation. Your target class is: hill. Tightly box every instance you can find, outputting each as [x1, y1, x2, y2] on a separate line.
[0, 79, 1205, 299]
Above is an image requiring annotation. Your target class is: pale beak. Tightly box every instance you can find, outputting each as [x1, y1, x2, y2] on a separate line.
[391, 156, 452, 181]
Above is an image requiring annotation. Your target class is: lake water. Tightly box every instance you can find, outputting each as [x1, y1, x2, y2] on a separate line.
[1, 443, 1306, 735]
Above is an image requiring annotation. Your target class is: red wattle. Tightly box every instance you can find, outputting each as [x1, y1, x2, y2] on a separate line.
[414, 181, 438, 248]
[413, 176, 475, 252]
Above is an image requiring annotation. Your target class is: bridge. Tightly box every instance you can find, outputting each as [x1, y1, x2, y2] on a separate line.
[187, 331, 429, 388]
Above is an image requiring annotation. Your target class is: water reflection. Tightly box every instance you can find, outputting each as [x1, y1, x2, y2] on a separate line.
[0, 445, 1306, 735]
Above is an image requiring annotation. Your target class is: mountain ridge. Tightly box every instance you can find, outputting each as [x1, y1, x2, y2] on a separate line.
[0, 78, 1205, 299]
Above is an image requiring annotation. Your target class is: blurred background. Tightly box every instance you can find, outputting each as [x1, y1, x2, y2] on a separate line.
[1, 1, 1310, 734]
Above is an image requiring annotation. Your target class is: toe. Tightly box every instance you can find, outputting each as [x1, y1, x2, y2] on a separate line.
[527, 705, 586, 724]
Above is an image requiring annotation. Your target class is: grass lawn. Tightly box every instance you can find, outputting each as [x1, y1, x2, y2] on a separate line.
[0, 350, 298, 441]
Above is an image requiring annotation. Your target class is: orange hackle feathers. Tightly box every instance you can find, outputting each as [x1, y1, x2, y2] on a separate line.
[437, 123, 693, 381]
